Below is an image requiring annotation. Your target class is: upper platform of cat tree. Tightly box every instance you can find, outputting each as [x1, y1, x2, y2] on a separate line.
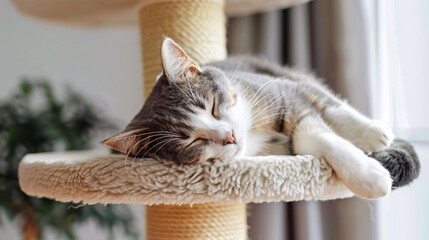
[11, 0, 311, 26]
[19, 151, 353, 205]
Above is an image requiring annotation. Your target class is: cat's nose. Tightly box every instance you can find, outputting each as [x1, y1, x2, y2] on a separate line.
[223, 131, 236, 145]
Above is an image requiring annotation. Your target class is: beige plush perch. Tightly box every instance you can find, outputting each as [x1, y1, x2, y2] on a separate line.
[19, 151, 353, 205]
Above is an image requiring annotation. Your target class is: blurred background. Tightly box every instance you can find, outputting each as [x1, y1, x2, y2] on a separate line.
[0, 0, 428, 239]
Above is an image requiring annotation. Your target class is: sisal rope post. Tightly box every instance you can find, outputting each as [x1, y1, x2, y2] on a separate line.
[147, 204, 247, 240]
[139, 0, 227, 97]
[138, 0, 247, 239]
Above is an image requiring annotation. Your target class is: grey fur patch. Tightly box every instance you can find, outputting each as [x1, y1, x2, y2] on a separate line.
[371, 139, 420, 188]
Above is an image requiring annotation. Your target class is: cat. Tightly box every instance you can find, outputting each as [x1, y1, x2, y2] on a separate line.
[103, 38, 395, 199]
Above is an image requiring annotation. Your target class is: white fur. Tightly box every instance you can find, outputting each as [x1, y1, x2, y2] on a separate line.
[324, 104, 395, 153]
[293, 116, 392, 199]
[223, 94, 253, 156]
[244, 132, 273, 156]
[353, 120, 395, 153]
[187, 90, 253, 160]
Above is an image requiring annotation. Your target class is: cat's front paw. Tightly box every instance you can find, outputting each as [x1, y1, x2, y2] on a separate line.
[354, 121, 395, 153]
[344, 157, 392, 199]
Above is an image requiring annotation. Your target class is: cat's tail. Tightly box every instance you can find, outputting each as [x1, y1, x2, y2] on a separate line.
[371, 139, 421, 188]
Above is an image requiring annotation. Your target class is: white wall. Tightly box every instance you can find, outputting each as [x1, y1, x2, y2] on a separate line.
[0, 1, 143, 128]
[0, 1, 145, 239]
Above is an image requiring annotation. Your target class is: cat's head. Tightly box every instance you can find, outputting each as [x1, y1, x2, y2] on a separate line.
[102, 38, 250, 163]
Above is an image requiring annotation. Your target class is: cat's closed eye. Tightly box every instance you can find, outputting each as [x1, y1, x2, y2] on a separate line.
[211, 98, 219, 119]
[190, 138, 208, 145]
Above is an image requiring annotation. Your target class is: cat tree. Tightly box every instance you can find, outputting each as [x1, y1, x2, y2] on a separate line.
[12, 0, 416, 239]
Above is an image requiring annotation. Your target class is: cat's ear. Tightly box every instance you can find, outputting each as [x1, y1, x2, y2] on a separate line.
[161, 37, 201, 82]
[102, 130, 143, 156]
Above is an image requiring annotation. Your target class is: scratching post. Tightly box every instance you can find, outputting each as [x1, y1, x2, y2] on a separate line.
[147, 204, 247, 240]
[138, 1, 245, 239]
[139, 0, 226, 96]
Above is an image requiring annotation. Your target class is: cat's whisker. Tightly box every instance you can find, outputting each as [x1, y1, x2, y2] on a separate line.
[152, 154, 160, 161]
[252, 113, 284, 126]
[247, 79, 276, 109]
[250, 106, 288, 123]
[231, 66, 244, 92]
[139, 131, 182, 136]
[236, 72, 274, 97]
[149, 136, 180, 154]
[123, 133, 170, 165]
[249, 76, 286, 110]
[230, 62, 242, 88]
[123, 132, 181, 165]
[251, 93, 307, 120]
[250, 112, 289, 126]
[237, 82, 255, 97]
[138, 133, 182, 142]
[109, 130, 181, 141]
[150, 138, 178, 157]
[251, 90, 292, 120]
[251, 97, 308, 122]
[231, 62, 242, 80]
[138, 137, 180, 163]
[251, 103, 313, 127]
[251, 77, 286, 108]
[131, 135, 180, 167]
[247, 79, 277, 109]
[250, 84, 293, 118]
[124, 137, 148, 166]
[252, 121, 285, 130]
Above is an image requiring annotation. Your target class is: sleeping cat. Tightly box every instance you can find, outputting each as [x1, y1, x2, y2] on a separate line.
[103, 38, 395, 199]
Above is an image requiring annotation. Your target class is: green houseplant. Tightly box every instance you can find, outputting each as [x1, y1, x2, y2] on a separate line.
[0, 80, 137, 240]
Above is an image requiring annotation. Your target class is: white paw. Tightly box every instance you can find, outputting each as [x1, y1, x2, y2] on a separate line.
[354, 121, 395, 153]
[342, 157, 392, 199]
